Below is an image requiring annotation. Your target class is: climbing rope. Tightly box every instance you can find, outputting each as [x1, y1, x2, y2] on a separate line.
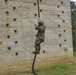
[32, 0, 40, 75]
[37, 0, 40, 20]
[32, 53, 37, 75]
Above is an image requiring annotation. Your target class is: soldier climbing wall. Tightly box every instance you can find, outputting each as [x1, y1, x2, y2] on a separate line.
[32, 20, 46, 54]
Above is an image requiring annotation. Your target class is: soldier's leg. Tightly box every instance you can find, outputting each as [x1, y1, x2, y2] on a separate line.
[34, 43, 40, 53]
[39, 36, 45, 43]
[40, 39, 44, 43]
[35, 37, 41, 54]
[33, 37, 41, 54]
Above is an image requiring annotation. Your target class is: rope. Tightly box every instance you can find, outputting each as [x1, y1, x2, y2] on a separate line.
[32, 0, 40, 75]
[37, 0, 40, 20]
[32, 53, 37, 75]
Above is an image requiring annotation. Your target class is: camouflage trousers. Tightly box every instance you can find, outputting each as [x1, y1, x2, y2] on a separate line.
[34, 36, 45, 53]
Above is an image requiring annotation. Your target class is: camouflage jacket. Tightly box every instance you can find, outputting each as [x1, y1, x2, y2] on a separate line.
[35, 25, 46, 37]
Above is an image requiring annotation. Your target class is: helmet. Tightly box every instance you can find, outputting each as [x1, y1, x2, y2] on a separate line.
[38, 20, 44, 25]
[38, 20, 44, 23]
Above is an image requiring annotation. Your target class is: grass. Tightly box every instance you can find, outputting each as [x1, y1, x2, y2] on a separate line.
[37, 52, 76, 75]
[73, 51, 76, 56]
[3, 52, 76, 75]
[37, 63, 76, 75]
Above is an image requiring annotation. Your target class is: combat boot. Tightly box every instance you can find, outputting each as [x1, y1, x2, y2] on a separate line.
[32, 50, 40, 54]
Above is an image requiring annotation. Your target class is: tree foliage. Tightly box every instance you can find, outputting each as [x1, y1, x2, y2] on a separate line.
[71, 1, 76, 51]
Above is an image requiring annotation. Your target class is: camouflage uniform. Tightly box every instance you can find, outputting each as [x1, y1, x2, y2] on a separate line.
[33, 20, 46, 54]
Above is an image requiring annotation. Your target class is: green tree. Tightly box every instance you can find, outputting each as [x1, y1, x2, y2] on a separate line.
[71, 1, 76, 51]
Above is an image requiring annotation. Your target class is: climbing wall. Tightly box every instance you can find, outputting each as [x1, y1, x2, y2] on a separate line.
[0, 0, 73, 74]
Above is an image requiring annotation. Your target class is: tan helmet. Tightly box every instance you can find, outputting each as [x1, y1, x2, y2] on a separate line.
[38, 20, 44, 25]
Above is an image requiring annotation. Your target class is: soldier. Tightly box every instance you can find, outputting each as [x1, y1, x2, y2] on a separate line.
[32, 20, 46, 54]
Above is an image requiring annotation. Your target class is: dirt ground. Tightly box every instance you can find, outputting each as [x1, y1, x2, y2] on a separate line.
[0, 55, 74, 75]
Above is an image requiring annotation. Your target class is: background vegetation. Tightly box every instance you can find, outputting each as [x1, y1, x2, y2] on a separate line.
[71, 1, 76, 52]
[37, 64, 76, 75]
